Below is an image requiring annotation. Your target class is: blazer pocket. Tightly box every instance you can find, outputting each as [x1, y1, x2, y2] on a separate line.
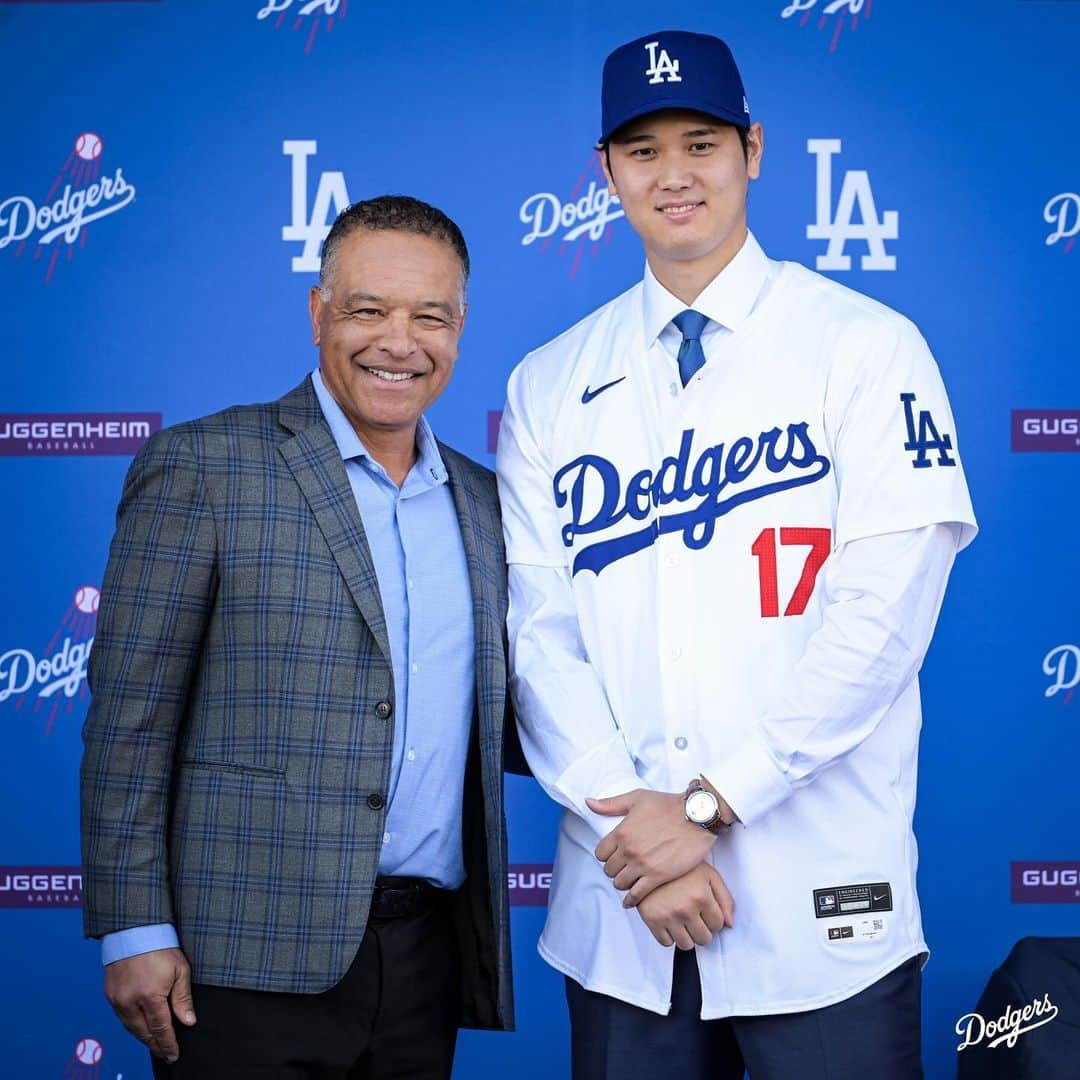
[179, 758, 286, 779]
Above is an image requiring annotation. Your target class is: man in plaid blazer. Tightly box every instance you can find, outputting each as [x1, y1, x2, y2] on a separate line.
[81, 196, 517, 1078]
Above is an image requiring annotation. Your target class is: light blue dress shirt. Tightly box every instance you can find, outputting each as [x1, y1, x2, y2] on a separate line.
[101, 370, 476, 964]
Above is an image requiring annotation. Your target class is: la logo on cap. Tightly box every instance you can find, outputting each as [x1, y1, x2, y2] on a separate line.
[644, 40, 682, 84]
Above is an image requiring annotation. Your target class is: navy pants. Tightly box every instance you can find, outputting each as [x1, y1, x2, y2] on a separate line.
[566, 949, 924, 1080]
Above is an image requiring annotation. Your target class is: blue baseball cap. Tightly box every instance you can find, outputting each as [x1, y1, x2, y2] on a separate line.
[599, 30, 751, 145]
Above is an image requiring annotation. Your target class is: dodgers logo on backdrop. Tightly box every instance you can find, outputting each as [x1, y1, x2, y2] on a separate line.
[1044, 192, 1078, 254]
[807, 138, 898, 270]
[781, 0, 871, 53]
[519, 153, 625, 280]
[555, 424, 831, 576]
[0, 587, 98, 734]
[1043, 644, 1078, 703]
[257, 0, 346, 53]
[283, 140, 350, 273]
[0, 133, 136, 284]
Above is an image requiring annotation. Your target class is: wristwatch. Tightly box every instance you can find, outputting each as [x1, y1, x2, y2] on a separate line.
[684, 778, 729, 835]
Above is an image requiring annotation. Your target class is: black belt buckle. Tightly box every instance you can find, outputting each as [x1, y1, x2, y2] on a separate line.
[370, 876, 440, 920]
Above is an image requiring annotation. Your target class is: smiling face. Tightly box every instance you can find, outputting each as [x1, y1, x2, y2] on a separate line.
[308, 228, 466, 447]
[602, 109, 763, 292]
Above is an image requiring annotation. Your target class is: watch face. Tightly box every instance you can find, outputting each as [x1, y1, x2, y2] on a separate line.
[686, 789, 718, 824]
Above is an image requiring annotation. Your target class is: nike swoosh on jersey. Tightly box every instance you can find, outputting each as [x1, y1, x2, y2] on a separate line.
[581, 377, 627, 404]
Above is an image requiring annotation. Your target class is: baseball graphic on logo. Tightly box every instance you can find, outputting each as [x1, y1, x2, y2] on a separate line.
[75, 1037, 103, 1065]
[74, 132, 103, 161]
[75, 585, 101, 615]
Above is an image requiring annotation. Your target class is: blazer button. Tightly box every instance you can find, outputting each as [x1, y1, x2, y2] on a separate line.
[374, 700, 393, 720]
[367, 793, 385, 810]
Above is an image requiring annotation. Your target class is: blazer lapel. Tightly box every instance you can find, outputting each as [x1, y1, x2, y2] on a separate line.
[277, 378, 391, 664]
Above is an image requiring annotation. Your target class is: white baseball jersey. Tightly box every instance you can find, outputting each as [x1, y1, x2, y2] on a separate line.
[496, 232, 977, 1018]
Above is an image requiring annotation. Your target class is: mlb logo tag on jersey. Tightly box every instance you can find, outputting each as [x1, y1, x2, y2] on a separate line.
[901, 393, 956, 469]
[807, 139, 898, 270]
[644, 40, 682, 84]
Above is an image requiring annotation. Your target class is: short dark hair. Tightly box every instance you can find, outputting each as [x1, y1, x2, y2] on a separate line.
[319, 195, 470, 295]
[602, 121, 750, 173]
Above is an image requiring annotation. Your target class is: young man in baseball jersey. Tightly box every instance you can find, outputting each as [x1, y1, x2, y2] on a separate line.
[496, 29, 976, 1080]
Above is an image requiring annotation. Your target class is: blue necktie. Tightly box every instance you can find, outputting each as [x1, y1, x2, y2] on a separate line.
[672, 309, 710, 387]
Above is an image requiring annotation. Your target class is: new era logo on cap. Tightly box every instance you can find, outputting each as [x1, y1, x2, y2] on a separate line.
[600, 30, 751, 144]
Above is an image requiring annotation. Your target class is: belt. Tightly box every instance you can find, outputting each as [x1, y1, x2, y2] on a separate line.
[370, 875, 448, 920]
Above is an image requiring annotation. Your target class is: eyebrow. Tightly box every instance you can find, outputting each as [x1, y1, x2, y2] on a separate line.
[612, 126, 720, 145]
[340, 292, 456, 317]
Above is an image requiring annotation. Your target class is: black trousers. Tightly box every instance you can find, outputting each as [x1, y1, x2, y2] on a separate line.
[566, 948, 924, 1080]
[152, 900, 459, 1079]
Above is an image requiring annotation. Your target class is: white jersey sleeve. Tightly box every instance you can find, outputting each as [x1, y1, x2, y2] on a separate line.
[702, 522, 958, 826]
[497, 360, 644, 838]
[828, 320, 977, 549]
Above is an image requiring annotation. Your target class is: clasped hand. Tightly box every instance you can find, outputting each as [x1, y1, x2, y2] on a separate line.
[587, 788, 735, 949]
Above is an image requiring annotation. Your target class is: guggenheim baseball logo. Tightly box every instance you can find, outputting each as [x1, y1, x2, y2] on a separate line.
[257, 0, 347, 54]
[0, 586, 98, 734]
[781, 0, 873, 54]
[1012, 862, 1080, 903]
[1012, 410, 1080, 452]
[519, 153, 626, 279]
[0, 867, 82, 908]
[0, 412, 160, 457]
[0, 133, 136, 284]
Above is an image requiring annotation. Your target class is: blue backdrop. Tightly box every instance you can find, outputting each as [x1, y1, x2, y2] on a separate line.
[2, 0, 1078, 1076]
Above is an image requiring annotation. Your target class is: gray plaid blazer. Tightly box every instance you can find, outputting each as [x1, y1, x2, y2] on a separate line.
[80, 376, 515, 1030]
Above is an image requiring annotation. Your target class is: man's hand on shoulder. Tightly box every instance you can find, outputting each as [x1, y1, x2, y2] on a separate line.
[587, 788, 717, 907]
[104, 948, 196, 1063]
[635, 863, 735, 950]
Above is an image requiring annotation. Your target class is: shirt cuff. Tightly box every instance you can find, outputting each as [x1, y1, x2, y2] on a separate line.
[554, 732, 646, 837]
[702, 731, 793, 829]
[101, 923, 179, 966]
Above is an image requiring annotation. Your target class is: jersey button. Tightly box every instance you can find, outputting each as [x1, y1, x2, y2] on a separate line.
[670, 646, 682, 661]
[374, 700, 392, 720]
[367, 793, 385, 810]
[674, 736, 688, 750]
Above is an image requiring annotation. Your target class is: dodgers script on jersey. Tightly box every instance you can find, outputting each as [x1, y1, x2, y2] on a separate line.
[497, 233, 977, 1018]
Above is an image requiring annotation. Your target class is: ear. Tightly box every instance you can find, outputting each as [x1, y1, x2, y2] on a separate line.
[308, 285, 324, 345]
[746, 122, 764, 182]
[599, 144, 618, 196]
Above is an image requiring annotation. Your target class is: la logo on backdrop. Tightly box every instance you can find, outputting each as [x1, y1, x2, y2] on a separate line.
[0, 586, 98, 735]
[257, 0, 348, 54]
[0, 133, 136, 284]
[780, 0, 873, 53]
